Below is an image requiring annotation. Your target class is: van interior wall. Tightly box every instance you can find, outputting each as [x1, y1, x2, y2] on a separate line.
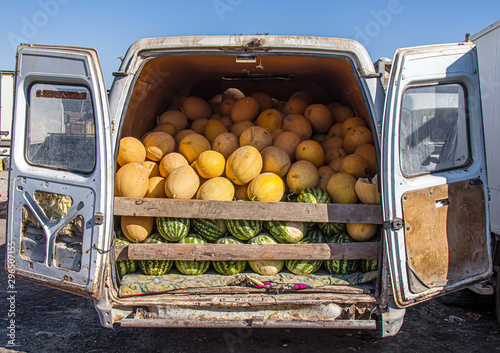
[121, 54, 371, 139]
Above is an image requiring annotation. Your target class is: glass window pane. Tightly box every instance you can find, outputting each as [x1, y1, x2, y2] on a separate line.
[27, 83, 96, 173]
[399, 84, 469, 176]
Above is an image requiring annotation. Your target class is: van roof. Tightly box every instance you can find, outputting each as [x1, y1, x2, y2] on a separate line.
[119, 35, 376, 76]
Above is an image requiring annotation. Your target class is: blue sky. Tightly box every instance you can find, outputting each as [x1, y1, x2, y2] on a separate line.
[1, 0, 498, 87]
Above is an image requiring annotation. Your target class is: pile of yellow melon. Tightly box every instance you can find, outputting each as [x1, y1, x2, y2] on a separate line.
[115, 89, 381, 240]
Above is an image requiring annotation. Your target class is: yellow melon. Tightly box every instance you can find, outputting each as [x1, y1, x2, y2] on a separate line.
[121, 216, 154, 243]
[312, 134, 328, 146]
[174, 129, 197, 148]
[247, 172, 285, 202]
[260, 146, 291, 178]
[295, 140, 325, 168]
[239, 126, 273, 152]
[323, 136, 344, 151]
[117, 137, 146, 166]
[230, 121, 254, 138]
[346, 223, 378, 241]
[342, 116, 367, 136]
[165, 165, 200, 199]
[143, 132, 175, 162]
[178, 133, 211, 164]
[204, 119, 228, 144]
[142, 161, 160, 178]
[250, 91, 273, 112]
[326, 101, 342, 114]
[225, 146, 263, 185]
[220, 97, 237, 116]
[285, 91, 312, 115]
[326, 172, 358, 204]
[328, 123, 344, 138]
[159, 152, 189, 178]
[153, 122, 177, 136]
[354, 144, 378, 176]
[340, 154, 370, 179]
[190, 118, 209, 135]
[355, 177, 381, 205]
[318, 166, 335, 191]
[212, 132, 239, 160]
[219, 116, 233, 130]
[234, 184, 250, 200]
[330, 104, 355, 124]
[344, 126, 374, 154]
[272, 131, 302, 162]
[304, 104, 334, 133]
[115, 162, 149, 197]
[328, 157, 344, 173]
[197, 177, 235, 201]
[144, 176, 167, 198]
[231, 97, 260, 122]
[194, 150, 225, 179]
[157, 110, 188, 131]
[182, 96, 212, 121]
[324, 147, 347, 164]
[286, 160, 319, 194]
[256, 109, 283, 133]
[222, 88, 245, 100]
[271, 129, 284, 140]
[282, 114, 313, 140]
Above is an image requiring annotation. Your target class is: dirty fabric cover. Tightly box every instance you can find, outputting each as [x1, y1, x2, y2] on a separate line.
[118, 270, 377, 297]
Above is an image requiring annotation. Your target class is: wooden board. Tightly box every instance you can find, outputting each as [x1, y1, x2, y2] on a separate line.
[113, 197, 383, 224]
[115, 243, 380, 261]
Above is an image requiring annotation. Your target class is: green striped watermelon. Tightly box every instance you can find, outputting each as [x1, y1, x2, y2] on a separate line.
[212, 236, 246, 275]
[247, 233, 284, 275]
[319, 222, 347, 237]
[226, 219, 262, 241]
[265, 221, 304, 244]
[175, 233, 210, 275]
[192, 218, 227, 242]
[115, 235, 138, 278]
[139, 233, 173, 276]
[156, 217, 190, 242]
[297, 187, 331, 204]
[360, 233, 381, 273]
[324, 233, 358, 275]
[285, 236, 323, 275]
[302, 226, 327, 243]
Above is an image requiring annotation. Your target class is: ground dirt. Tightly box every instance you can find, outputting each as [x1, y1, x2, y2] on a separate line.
[0, 171, 499, 353]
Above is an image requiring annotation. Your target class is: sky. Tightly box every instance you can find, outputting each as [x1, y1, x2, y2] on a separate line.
[1, 0, 499, 87]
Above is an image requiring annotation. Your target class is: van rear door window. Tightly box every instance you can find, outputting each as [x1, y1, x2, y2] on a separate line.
[26, 83, 96, 173]
[399, 84, 469, 176]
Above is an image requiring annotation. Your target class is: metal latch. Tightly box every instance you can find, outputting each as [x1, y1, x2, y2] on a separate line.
[95, 212, 104, 225]
[383, 218, 404, 231]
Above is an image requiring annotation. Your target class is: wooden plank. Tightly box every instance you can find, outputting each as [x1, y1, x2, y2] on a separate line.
[113, 197, 383, 224]
[123, 243, 380, 261]
[115, 244, 129, 261]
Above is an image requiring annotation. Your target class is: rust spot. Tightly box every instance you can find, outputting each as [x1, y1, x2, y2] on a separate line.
[62, 275, 74, 282]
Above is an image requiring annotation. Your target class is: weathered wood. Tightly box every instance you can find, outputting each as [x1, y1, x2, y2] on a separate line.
[113, 197, 383, 224]
[164, 284, 373, 295]
[123, 243, 380, 261]
[115, 244, 129, 261]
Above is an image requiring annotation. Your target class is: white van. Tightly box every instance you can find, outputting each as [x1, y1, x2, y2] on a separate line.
[6, 35, 494, 337]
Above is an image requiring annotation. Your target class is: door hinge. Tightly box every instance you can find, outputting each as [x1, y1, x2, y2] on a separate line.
[383, 218, 404, 231]
[95, 212, 104, 225]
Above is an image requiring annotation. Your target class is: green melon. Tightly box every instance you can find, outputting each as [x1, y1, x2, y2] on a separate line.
[265, 221, 304, 244]
[247, 233, 284, 275]
[302, 226, 327, 243]
[115, 235, 138, 278]
[319, 222, 347, 237]
[212, 236, 247, 275]
[297, 187, 331, 204]
[175, 233, 210, 275]
[285, 236, 323, 275]
[139, 233, 173, 276]
[324, 233, 358, 275]
[192, 218, 227, 242]
[156, 217, 190, 242]
[226, 219, 262, 241]
[360, 233, 381, 273]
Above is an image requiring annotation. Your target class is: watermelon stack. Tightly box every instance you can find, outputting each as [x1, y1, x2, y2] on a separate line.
[175, 233, 211, 275]
[297, 187, 331, 204]
[319, 222, 347, 238]
[360, 233, 381, 273]
[212, 236, 247, 275]
[324, 233, 359, 275]
[115, 233, 138, 278]
[247, 233, 284, 275]
[226, 219, 262, 241]
[265, 220, 305, 244]
[139, 233, 173, 276]
[192, 218, 227, 242]
[156, 217, 190, 242]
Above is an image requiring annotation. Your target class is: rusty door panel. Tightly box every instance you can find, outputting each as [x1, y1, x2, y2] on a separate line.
[402, 180, 488, 293]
